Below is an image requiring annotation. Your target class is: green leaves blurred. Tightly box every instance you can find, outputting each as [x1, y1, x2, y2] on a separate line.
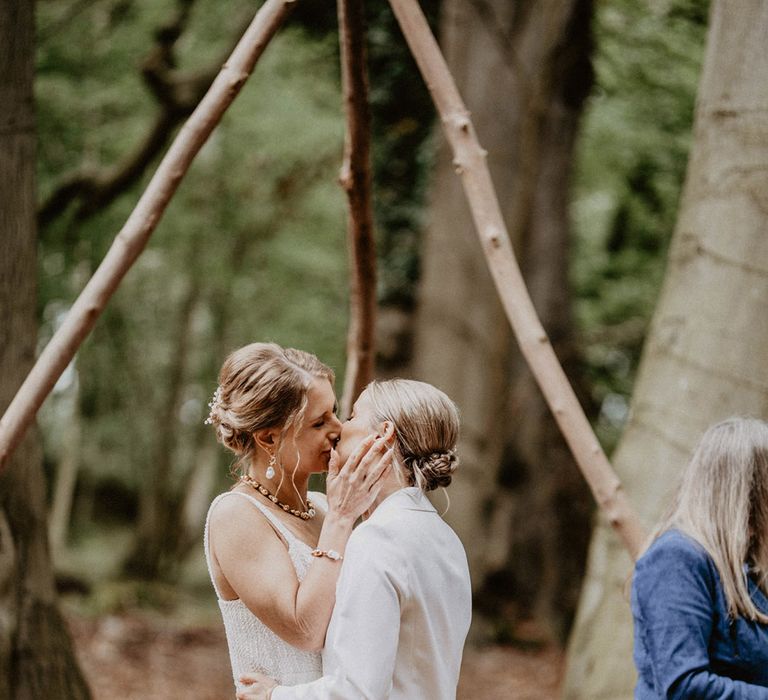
[37, 1, 349, 501]
[572, 0, 709, 447]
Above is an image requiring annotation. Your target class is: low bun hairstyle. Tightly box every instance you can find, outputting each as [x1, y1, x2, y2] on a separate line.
[363, 379, 459, 491]
[407, 451, 459, 490]
[206, 343, 334, 471]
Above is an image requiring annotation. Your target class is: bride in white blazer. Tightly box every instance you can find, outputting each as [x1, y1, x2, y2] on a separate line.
[239, 378, 473, 700]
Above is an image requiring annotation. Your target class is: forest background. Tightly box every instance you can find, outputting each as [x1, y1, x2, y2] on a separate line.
[4, 0, 749, 697]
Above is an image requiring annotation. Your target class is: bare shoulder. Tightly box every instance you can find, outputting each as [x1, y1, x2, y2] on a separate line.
[208, 491, 276, 538]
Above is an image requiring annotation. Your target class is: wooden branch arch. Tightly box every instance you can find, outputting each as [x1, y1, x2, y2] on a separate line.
[0, 0, 646, 559]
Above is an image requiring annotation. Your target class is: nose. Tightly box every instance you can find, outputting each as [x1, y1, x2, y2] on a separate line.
[328, 414, 342, 440]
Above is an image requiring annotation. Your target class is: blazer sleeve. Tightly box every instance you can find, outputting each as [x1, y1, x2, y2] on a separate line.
[632, 535, 768, 699]
[272, 522, 404, 700]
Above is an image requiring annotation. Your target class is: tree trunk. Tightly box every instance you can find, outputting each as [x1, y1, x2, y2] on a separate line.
[0, 1, 91, 696]
[48, 382, 81, 555]
[122, 264, 201, 579]
[410, 0, 594, 640]
[563, 2, 768, 696]
[495, 33, 596, 639]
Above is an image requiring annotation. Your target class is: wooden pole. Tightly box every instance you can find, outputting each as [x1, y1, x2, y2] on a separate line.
[0, 0, 297, 475]
[338, 0, 378, 418]
[388, 0, 646, 559]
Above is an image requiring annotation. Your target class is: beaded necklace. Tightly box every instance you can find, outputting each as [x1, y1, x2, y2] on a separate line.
[240, 474, 316, 521]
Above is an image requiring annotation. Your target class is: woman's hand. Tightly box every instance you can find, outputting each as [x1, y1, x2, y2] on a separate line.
[325, 431, 393, 524]
[237, 672, 277, 699]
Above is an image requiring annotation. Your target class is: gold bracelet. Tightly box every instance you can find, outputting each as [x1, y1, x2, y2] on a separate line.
[311, 548, 343, 561]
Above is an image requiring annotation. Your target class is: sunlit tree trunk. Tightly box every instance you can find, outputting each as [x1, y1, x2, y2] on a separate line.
[411, 0, 594, 639]
[564, 2, 768, 696]
[0, 1, 91, 696]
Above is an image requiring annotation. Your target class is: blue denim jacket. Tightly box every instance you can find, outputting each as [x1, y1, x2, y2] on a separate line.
[631, 529, 768, 699]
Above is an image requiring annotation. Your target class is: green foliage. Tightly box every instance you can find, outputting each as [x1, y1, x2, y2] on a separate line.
[37, 1, 349, 504]
[572, 0, 709, 448]
[34, 0, 715, 585]
[293, 0, 441, 308]
[365, 0, 441, 308]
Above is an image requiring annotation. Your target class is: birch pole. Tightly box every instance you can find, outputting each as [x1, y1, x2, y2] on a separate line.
[338, 0, 378, 418]
[338, 0, 376, 417]
[388, 0, 646, 558]
[0, 0, 296, 475]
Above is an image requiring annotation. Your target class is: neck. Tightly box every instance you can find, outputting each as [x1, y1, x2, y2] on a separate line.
[363, 468, 412, 519]
[245, 457, 310, 509]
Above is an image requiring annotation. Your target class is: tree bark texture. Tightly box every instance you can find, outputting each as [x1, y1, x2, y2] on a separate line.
[392, 0, 626, 637]
[564, 2, 768, 696]
[0, 1, 91, 696]
[0, 0, 295, 476]
[338, 0, 378, 418]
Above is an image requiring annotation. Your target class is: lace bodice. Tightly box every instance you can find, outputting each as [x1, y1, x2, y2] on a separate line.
[204, 491, 326, 694]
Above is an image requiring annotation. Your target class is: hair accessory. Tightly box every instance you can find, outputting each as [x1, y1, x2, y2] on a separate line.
[265, 452, 277, 480]
[311, 548, 343, 561]
[240, 474, 316, 520]
[204, 386, 223, 425]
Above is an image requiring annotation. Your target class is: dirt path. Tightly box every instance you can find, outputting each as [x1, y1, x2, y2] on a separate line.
[68, 612, 563, 699]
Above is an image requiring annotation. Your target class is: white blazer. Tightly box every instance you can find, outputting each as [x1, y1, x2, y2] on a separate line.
[272, 487, 472, 700]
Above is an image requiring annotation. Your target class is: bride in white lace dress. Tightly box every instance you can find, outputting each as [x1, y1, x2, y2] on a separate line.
[203, 343, 391, 695]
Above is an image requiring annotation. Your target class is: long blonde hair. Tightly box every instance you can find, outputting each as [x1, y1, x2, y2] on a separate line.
[649, 417, 768, 622]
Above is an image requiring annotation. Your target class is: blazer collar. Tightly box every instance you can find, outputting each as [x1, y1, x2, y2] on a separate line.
[370, 486, 436, 521]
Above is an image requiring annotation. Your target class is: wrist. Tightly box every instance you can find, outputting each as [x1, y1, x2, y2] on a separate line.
[311, 548, 344, 561]
[324, 509, 356, 529]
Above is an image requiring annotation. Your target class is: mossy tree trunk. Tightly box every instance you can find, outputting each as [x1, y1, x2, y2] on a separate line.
[0, 1, 91, 696]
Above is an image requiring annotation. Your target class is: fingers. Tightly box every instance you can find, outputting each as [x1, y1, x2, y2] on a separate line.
[363, 446, 393, 489]
[328, 448, 341, 477]
[350, 435, 390, 480]
[337, 434, 377, 477]
[237, 673, 275, 700]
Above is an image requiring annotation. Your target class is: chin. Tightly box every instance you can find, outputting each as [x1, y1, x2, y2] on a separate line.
[317, 453, 332, 472]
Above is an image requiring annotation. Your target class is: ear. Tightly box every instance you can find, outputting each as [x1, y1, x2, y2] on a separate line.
[253, 428, 279, 453]
[379, 421, 396, 443]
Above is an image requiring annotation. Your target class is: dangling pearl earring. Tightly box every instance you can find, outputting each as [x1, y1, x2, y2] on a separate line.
[266, 452, 276, 480]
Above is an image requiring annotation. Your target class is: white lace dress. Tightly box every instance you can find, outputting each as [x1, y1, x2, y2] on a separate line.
[204, 491, 326, 694]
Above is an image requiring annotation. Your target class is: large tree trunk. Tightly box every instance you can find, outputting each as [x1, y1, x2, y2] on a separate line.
[411, 0, 594, 640]
[0, 1, 91, 696]
[563, 2, 768, 696]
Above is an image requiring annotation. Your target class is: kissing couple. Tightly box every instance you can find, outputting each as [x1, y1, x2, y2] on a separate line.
[203, 342, 472, 699]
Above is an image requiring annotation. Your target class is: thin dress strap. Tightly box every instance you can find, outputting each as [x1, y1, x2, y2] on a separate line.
[204, 491, 301, 599]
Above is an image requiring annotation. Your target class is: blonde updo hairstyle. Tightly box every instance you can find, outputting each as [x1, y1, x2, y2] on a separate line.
[207, 342, 334, 475]
[363, 379, 459, 491]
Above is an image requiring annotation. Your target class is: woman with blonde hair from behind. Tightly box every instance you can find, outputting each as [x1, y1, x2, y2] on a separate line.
[239, 378, 472, 700]
[631, 417, 768, 698]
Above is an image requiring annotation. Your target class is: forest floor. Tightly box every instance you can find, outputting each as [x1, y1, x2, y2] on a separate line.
[67, 609, 564, 699]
